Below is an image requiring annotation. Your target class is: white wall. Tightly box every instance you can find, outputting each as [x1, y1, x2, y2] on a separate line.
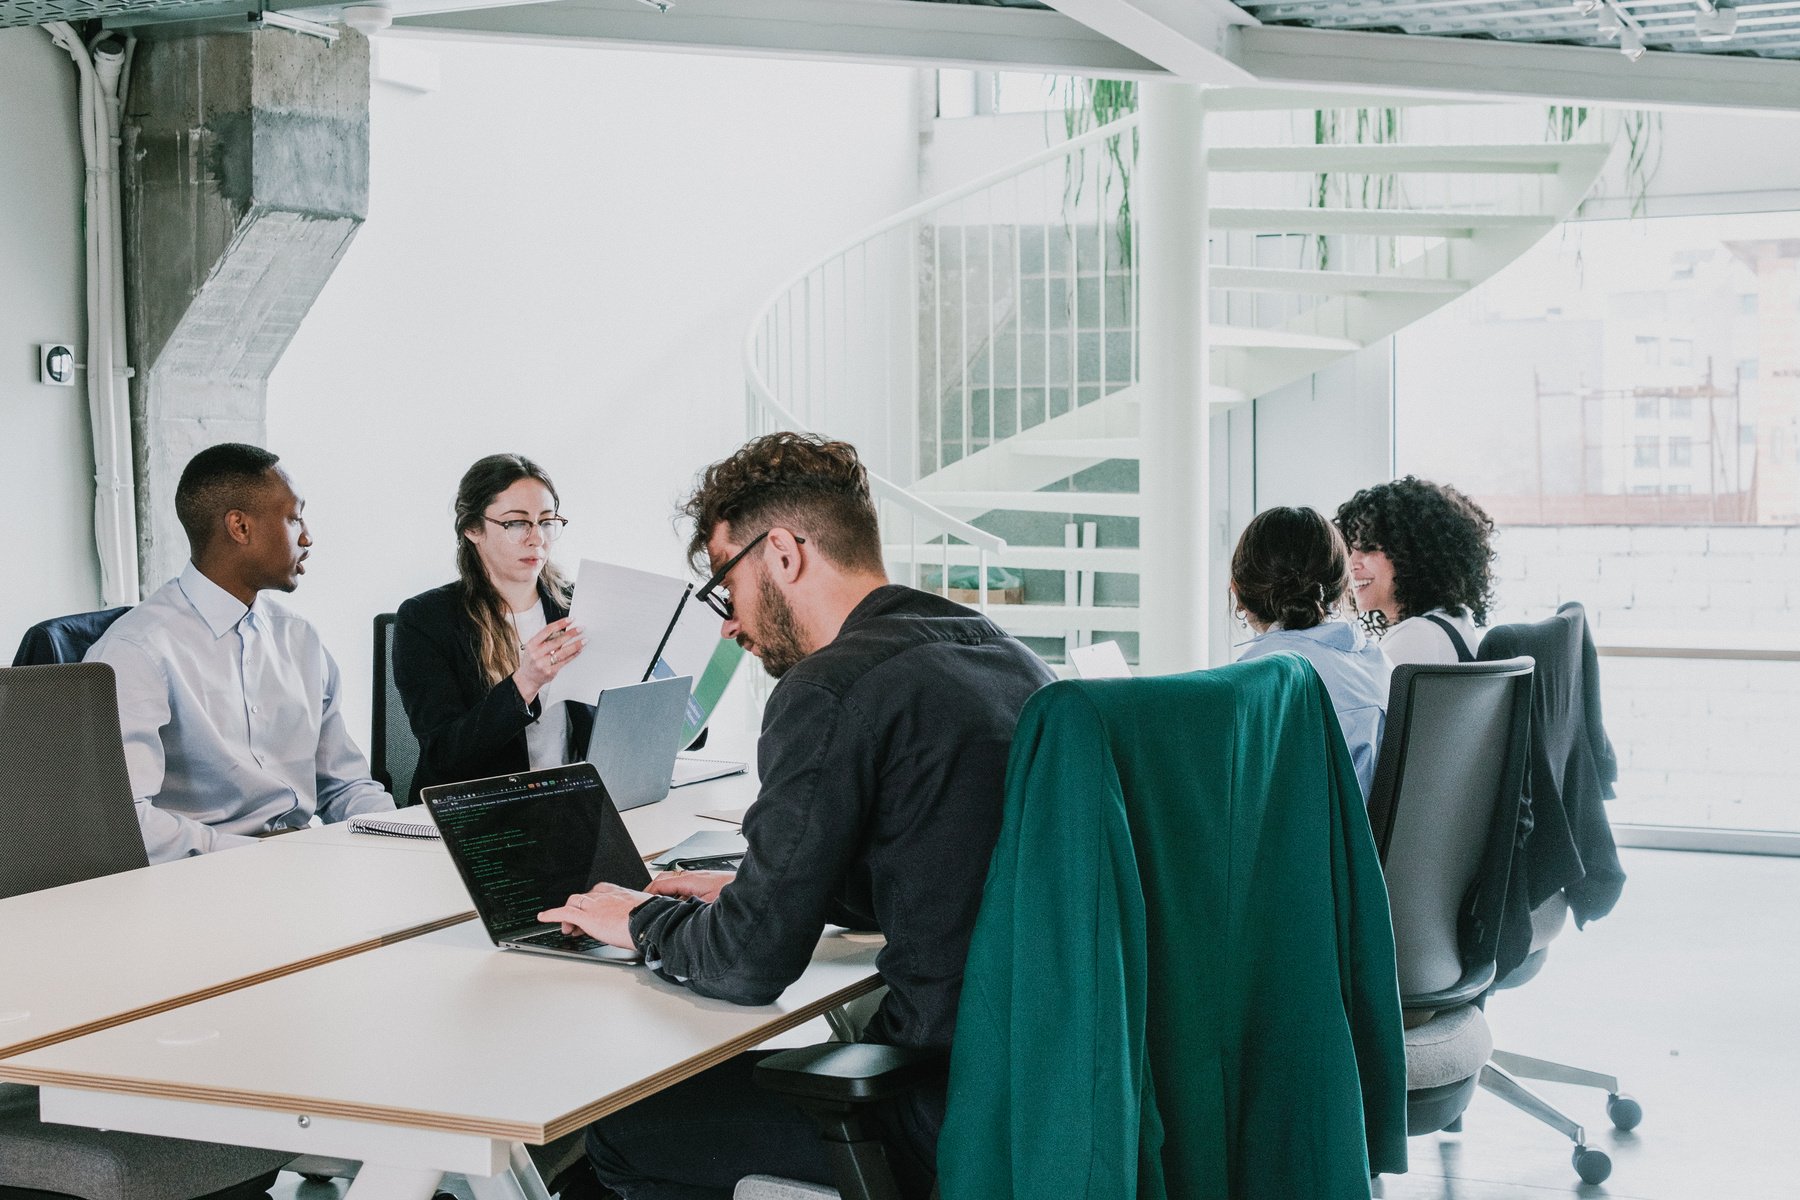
[265, 40, 923, 737]
[0, 28, 101, 653]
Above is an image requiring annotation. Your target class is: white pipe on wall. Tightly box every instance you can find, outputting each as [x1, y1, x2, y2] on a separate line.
[44, 23, 140, 608]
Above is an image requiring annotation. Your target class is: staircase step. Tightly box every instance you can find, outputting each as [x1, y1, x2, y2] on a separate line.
[1210, 207, 1553, 238]
[916, 490, 1142, 518]
[887, 543, 1143, 573]
[981, 603, 1142, 635]
[1209, 143, 1608, 175]
[1210, 266, 1468, 296]
[1009, 438, 1142, 462]
[1210, 325, 1362, 353]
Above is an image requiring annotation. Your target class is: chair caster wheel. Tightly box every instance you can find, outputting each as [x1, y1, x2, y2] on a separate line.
[1607, 1092, 1643, 1131]
[1573, 1145, 1612, 1185]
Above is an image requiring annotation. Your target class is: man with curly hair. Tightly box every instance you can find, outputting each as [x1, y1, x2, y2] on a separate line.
[1334, 476, 1498, 665]
[540, 432, 1053, 1200]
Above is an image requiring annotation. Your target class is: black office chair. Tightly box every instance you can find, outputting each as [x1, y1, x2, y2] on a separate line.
[1366, 660, 1534, 1145]
[11, 607, 132, 667]
[372, 613, 422, 805]
[0, 664, 293, 1200]
[1474, 603, 1637, 1185]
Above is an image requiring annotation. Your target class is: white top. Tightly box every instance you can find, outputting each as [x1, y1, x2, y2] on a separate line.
[85, 562, 393, 863]
[510, 604, 570, 771]
[1379, 607, 1482, 666]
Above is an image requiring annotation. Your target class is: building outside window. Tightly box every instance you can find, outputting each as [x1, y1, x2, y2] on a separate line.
[1397, 211, 1800, 837]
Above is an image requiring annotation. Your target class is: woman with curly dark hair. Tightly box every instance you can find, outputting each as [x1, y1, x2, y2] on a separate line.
[1333, 476, 1497, 666]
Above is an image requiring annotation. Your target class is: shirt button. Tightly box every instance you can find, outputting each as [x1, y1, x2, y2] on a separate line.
[251, 706, 260, 714]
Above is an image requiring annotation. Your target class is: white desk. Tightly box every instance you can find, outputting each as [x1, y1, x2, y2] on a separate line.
[3, 919, 881, 1200]
[0, 833, 472, 1059]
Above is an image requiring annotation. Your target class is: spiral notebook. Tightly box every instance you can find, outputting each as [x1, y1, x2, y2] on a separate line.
[347, 810, 441, 840]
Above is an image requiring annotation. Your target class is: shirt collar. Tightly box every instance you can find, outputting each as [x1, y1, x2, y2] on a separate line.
[1243, 618, 1362, 652]
[178, 561, 258, 639]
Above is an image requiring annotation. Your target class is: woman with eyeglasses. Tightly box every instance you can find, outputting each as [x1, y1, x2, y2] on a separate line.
[391, 454, 593, 803]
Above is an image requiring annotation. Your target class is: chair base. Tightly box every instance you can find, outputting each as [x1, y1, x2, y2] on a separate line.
[1489, 1048, 1618, 1095]
[1406, 1076, 1478, 1136]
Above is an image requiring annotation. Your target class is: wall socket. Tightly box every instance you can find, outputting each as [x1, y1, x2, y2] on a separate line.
[39, 343, 77, 387]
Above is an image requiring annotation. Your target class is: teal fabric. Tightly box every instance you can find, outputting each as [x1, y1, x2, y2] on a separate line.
[938, 656, 1408, 1200]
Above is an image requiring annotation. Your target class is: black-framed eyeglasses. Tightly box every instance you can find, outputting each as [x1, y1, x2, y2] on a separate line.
[484, 515, 569, 544]
[694, 529, 805, 620]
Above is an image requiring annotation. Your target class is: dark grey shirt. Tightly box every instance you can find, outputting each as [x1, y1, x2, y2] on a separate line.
[630, 584, 1053, 1052]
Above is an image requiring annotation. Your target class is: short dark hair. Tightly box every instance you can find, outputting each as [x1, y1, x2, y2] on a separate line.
[681, 432, 884, 575]
[1231, 506, 1350, 631]
[1334, 476, 1497, 624]
[175, 443, 282, 551]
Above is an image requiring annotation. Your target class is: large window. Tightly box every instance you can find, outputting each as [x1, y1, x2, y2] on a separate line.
[1397, 212, 1800, 836]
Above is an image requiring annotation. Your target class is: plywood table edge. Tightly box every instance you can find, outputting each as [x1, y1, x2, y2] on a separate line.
[0, 969, 884, 1146]
[0, 911, 476, 1061]
[541, 971, 885, 1141]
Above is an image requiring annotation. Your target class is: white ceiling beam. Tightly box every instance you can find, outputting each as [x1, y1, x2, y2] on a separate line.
[1226, 24, 1800, 111]
[389, 0, 1167, 77]
[1035, 0, 1258, 83]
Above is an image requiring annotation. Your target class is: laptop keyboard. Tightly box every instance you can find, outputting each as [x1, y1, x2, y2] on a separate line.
[512, 928, 608, 954]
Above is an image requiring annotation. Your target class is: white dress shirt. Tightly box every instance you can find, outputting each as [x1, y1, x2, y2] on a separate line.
[86, 562, 393, 863]
[1380, 607, 1482, 666]
[508, 603, 570, 771]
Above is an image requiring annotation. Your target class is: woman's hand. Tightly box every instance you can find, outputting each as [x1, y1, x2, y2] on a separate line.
[513, 617, 585, 703]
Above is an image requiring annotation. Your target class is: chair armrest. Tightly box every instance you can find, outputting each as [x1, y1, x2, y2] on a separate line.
[754, 1043, 947, 1106]
[1402, 961, 1497, 1011]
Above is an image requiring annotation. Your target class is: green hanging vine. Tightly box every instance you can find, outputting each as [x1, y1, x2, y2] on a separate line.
[1310, 106, 1405, 270]
[1546, 105, 1662, 217]
[1057, 77, 1139, 268]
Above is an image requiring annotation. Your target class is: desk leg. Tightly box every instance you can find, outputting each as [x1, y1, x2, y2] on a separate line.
[465, 1142, 554, 1200]
[341, 1164, 444, 1200]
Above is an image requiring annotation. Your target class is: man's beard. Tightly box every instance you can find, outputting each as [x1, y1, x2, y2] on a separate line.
[749, 572, 809, 678]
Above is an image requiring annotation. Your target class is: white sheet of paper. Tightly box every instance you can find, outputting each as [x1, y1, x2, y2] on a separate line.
[1068, 640, 1132, 679]
[539, 559, 693, 707]
[661, 591, 730, 687]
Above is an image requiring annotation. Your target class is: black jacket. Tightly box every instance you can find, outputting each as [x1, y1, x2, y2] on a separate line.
[1479, 602, 1625, 973]
[392, 581, 595, 804]
[630, 584, 1053, 1037]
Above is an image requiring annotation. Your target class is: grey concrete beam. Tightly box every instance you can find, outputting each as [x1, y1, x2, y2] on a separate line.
[122, 27, 368, 588]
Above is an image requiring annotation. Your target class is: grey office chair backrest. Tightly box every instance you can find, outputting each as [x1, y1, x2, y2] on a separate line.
[1368, 659, 1534, 997]
[0, 664, 148, 899]
[371, 613, 422, 805]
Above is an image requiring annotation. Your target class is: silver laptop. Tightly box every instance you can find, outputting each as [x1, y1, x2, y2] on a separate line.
[585, 675, 692, 811]
[423, 763, 651, 964]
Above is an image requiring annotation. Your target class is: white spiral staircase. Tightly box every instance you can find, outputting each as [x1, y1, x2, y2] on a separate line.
[744, 94, 1612, 661]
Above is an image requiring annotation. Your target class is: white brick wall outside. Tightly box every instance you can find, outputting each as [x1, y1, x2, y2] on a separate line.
[1489, 525, 1799, 833]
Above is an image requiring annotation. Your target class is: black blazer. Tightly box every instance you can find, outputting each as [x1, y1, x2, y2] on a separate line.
[392, 580, 595, 804]
[1478, 602, 1625, 970]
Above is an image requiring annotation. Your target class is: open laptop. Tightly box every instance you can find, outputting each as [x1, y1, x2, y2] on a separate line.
[424, 763, 651, 964]
[584, 675, 692, 811]
[1069, 639, 1132, 679]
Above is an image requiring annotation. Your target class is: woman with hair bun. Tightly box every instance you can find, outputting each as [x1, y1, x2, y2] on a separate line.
[1231, 505, 1393, 802]
[1333, 476, 1497, 666]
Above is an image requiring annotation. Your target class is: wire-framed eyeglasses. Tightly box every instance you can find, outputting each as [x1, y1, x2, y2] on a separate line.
[694, 529, 805, 620]
[483, 515, 569, 544]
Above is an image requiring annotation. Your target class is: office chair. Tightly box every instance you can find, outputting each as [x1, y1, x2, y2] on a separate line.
[10, 607, 132, 667]
[371, 613, 423, 805]
[1474, 603, 1637, 1185]
[1365, 660, 1535, 1149]
[743, 657, 1409, 1200]
[0, 664, 293, 1200]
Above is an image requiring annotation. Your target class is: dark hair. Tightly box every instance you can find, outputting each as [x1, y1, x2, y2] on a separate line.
[1231, 506, 1350, 631]
[454, 454, 571, 686]
[174, 443, 282, 551]
[680, 432, 884, 575]
[1334, 476, 1497, 624]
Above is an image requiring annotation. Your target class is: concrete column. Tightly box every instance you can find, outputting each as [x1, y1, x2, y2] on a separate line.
[122, 29, 369, 589]
[1136, 82, 1211, 674]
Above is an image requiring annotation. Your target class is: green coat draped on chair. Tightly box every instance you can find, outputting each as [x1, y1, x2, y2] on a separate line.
[938, 655, 1408, 1200]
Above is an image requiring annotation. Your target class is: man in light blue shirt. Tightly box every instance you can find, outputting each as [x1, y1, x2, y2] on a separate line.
[87, 443, 392, 863]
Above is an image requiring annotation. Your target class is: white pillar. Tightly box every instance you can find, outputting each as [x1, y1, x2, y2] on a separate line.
[1137, 82, 1211, 674]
